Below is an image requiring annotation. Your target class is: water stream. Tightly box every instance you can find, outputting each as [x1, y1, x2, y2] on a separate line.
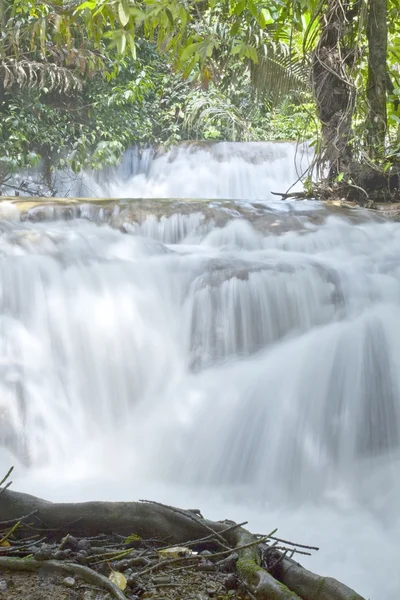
[0, 142, 399, 599]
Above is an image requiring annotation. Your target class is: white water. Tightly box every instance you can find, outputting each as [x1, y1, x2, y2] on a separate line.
[55, 141, 312, 200]
[0, 143, 399, 599]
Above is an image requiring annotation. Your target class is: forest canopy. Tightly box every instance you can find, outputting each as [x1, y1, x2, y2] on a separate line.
[0, 0, 399, 198]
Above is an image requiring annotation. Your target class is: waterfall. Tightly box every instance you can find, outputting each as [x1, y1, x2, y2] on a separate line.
[12, 141, 312, 200]
[0, 142, 399, 599]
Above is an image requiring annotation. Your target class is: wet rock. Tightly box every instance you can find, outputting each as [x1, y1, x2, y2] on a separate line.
[62, 576, 76, 587]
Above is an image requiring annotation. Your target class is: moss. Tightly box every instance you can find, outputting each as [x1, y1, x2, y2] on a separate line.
[236, 557, 263, 585]
[276, 580, 302, 598]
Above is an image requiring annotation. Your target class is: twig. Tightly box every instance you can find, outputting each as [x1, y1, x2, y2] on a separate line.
[157, 521, 248, 553]
[133, 555, 200, 578]
[0, 467, 13, 488]
[0, 482, 12, 497]
[0, 511, 37, 528]
[139, 500, 232, 551]
[267, 536, 319, 551]
[0, 521, 21, 545]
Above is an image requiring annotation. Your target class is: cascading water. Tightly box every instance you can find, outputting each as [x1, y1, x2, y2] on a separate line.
[48, 141, 312, 200]
[0, 142, 399, 599]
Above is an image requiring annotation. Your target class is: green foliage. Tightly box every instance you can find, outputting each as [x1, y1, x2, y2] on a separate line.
[0, 0, 398, 185]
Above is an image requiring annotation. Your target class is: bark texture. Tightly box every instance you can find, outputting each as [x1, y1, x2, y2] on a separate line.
[366, 0, 388, 157]
[311, 0, 355, 179]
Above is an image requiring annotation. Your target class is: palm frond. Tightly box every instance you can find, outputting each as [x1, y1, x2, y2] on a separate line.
[184, 89, 257, 141]
[250, 49, 311, 104]
[1, 59, 82, 92]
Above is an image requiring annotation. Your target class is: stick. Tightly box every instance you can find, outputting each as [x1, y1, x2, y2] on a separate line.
[139, 500, 232, 551]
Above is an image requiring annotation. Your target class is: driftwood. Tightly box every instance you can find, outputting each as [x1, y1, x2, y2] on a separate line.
[0, 487, 366, 600]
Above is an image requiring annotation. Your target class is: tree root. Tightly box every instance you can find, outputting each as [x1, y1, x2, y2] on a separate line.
[0, 557, 126, 600]
[279, 557, 365, 600]
[0, 489, 367, 600]
[235, 529, 301, 599]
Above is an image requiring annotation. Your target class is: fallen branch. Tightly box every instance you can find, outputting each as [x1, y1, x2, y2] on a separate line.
[271, 191, 309, 200]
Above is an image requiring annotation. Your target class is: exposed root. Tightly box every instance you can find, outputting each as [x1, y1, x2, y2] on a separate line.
[280, 557, 365, 600]
[0, 488, 367, 600]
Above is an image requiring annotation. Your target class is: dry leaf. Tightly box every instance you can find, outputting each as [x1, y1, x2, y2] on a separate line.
[109, 570, 127, 591]
[157, 546, 196, 559]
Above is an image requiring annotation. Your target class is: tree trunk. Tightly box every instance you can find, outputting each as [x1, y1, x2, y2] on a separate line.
[366, 0, 388, 159]
[311, 0, 356, 180]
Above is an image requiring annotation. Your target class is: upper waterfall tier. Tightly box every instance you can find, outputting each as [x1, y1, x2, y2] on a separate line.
[10, 141, 313, 201]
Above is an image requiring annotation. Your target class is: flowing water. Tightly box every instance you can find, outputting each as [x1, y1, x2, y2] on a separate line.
[0, 142, 399, 599]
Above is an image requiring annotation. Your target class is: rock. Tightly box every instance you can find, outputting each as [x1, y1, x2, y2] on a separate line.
[62, 577, 76, 587]
[77, 539, 91, 552]
[76, 551, 88, 564]
[34, 544, 53, 560]
[0, 580, 8, 592]
[223, 574, 238, 590]
[206, 583, 218, 596]
[217, 552, 238, 573]
[198, 560, 216, 572]
[63, 535, 78, 550]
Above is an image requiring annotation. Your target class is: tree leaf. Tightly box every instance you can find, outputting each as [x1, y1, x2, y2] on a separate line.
[109, 570, 127, 590]
[118, 1, 130, 27]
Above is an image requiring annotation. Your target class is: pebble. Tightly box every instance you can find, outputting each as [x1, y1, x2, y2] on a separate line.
[206, 583, 218, 596]
[224, 574, 238, 590]
[62, 577, 76, 588]
[198, 559, 216, 572]
[34, 545, 52, 560]
[0, 580, 8, 592]
[76, 551, 88, 564]
[77, 539, 91, 552]
[63, 535, 78, 550]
